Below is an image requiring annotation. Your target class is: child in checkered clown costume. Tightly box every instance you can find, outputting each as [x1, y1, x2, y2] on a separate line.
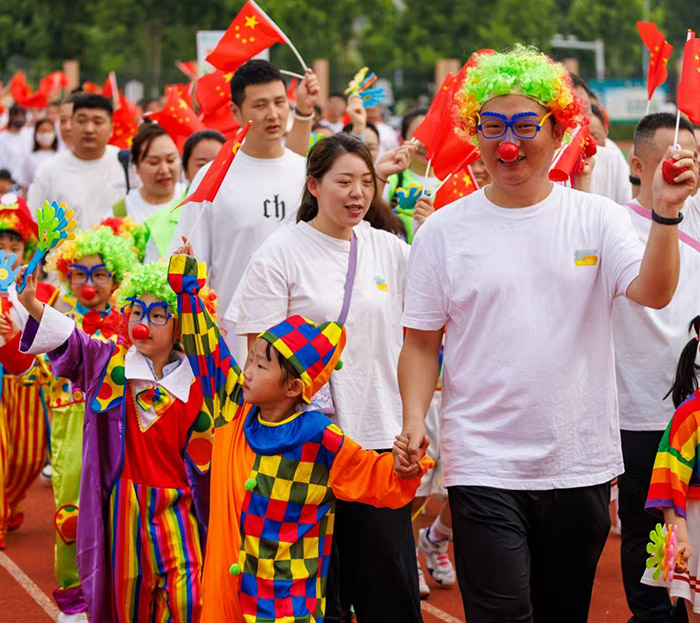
[166, 244, 433, 623]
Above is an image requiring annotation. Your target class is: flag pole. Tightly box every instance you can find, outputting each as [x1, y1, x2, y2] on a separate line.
[645, 99, 651, 116]
[468, 164, 480, 190]
[286, 40, 308, 72]
[280, 69, 305, 80]
[420, 159, 432, 198]
[673, 30, 694, 150]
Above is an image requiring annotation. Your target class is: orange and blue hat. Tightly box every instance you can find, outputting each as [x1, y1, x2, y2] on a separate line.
[258, 315, 346, 404]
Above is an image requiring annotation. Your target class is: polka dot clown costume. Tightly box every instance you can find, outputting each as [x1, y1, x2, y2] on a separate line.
[164, 255, 433, 623]
[19, 260, 216, 623]
[41, 224, 141, 618]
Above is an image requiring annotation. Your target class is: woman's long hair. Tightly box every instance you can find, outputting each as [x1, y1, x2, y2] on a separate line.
[666, 316, 700, 407]
[297, 134, 377, 224]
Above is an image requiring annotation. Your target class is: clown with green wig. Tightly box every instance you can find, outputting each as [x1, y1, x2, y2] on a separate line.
[37, 219, 142, 621]
[396, 46, 697, 623]
[15, 255, 218, 623]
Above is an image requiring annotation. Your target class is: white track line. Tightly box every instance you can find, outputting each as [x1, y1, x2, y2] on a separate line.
[0, 551, 59, 620]
[421, 600, 465, 623]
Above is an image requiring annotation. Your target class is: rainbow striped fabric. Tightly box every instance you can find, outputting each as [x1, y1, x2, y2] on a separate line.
[135, 385, 174, 416]
[646, 392, 700, 518]
[109, 478, 202, 622]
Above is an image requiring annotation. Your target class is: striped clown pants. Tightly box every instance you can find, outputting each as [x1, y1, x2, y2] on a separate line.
[109, 478, 203, 623]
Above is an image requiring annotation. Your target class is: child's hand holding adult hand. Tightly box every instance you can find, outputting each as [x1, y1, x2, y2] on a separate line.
[675, 541, 692, 575]
[393, 433, 429, 479]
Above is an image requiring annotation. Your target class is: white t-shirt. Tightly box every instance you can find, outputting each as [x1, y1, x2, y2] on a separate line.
[123, 182, 186, 223]
[614, 195, 700, 431]
[317, 120, 344, 134]
[403, 183, 645, 490]
[590, 141, 632, 206]
[0, 130, 32, 180]
[169, 148, 306, 312]
[17, 150, 57, 188]
[236, 220, 410, 450]
[27, 145, 127, 228]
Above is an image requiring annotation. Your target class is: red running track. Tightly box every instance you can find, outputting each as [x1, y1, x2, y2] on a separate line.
[0, 483, 630, 623]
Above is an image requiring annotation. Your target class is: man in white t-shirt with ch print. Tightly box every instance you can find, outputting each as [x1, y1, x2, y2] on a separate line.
[170, 60, 319, 351]
[396, 46, 697, 623]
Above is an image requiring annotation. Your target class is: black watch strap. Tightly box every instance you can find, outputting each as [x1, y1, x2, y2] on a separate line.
[651, 209, 683, 225]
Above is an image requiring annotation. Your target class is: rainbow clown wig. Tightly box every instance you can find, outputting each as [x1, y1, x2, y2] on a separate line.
[115, 261, 218, 321]
[46, 225, 140, 294]
[455, 45, 584, 144]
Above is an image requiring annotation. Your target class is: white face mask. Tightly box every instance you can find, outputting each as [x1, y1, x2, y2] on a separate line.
[36, 131, 56, 147]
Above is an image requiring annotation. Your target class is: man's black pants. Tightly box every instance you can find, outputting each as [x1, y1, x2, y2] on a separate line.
[448, 483, 611, 623]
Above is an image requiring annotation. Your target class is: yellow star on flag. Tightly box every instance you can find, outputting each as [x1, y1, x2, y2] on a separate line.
[245, 15, 258, 29]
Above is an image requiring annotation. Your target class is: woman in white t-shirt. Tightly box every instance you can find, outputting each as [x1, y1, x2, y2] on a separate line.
[236, 134, 423, 623]
[112, 123, 185, 224]
[20, 118, 59, 190]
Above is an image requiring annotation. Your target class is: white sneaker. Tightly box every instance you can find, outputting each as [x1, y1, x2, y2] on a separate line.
[57, 612, 88, 622]
[41, 464, 52, 479]
[417, 559, 431, 598]
[418, 527, 456, 587]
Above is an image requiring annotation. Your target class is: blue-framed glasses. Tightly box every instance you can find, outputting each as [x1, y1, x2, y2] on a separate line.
[68, 263, 113, 285]
[120, 298, 174, 326]
[476, 111, 553, 140]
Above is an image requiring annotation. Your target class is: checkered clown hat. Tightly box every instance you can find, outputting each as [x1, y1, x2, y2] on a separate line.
[258, 315, 346, 404]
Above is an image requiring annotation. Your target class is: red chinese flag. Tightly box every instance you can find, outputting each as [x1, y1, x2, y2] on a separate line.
[177, 122, 251, 208]
[678, 32, 700, 125]
[9, 72, 47, 108]
[412, 72, 456, 160]
[433, 163, 477, 210]
[549, 123, 591, 183]
[146, 86, 206, 153]
[82, 81, 102, 94]
[200, 103, 240, 139]
[176, 60, 198, 81]
[432, 128, 479, 182]
[109, 94, 139, 150]
[38, 71, 68, 97]
[206, 0, 289, 73]
[196, 70, 233, 116]
[637, 22, 673, 100]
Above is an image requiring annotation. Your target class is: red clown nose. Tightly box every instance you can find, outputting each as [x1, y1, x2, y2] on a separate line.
[662, 158, 689, 185]
[80, 285, 96, 300]
[131, 323, 150, 340]
[499, 142, 519, 162]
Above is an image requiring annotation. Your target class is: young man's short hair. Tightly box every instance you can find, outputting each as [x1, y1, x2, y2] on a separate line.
[230, 60, 285, 109]
[71, 93, 113, 118]
[634, 112, 695, 157]
[328, 92, 347, 102]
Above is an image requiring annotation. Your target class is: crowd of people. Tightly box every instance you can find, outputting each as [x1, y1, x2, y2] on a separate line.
[0, 44, 699, 623]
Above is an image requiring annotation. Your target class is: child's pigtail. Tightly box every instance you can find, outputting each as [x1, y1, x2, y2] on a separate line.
[666, 316, 700, 407]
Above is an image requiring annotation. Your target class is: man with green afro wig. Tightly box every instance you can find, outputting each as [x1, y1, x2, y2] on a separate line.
[397, 44, 698, 623]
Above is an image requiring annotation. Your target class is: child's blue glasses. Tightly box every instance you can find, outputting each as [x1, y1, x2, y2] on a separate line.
[120, 298, 173, 326]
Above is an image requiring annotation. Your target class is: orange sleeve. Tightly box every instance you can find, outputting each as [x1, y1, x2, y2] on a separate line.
[328, 436, 433, 509]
